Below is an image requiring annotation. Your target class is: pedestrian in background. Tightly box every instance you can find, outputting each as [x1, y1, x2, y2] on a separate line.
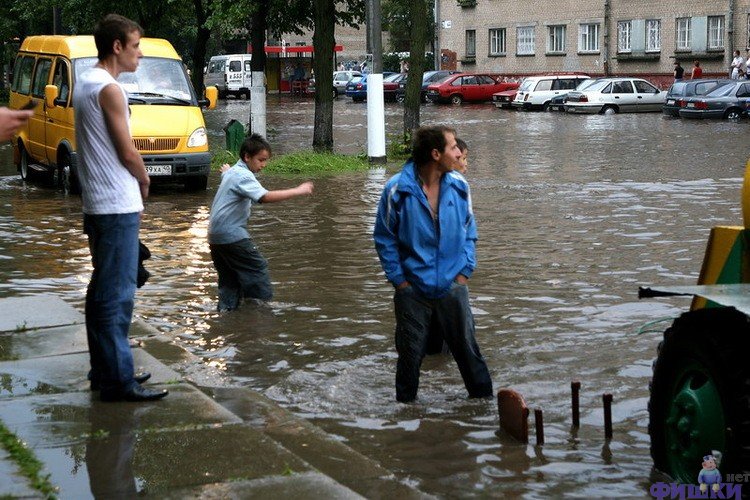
[0, 107, 33, 142]
[373, 125, 493, 403]
[209, 134, 313, 311]
[673, 61, 685, 81]
[691, 60, 703, 80]
[75, 14, 167, 402]
[731, 50, 745, 79]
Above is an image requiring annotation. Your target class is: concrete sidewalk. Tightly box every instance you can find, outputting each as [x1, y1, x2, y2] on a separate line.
[0, 295, 428, 499]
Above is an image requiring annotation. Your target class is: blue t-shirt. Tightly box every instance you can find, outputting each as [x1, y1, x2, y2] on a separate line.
[208, 160, 269, 244]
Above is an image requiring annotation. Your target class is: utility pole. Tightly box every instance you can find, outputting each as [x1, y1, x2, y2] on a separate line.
[366, 0, 386, 163]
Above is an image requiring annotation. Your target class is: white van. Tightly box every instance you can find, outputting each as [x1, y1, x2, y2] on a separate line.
[512, 74, 590, 111]
[205, 54, 252, 99]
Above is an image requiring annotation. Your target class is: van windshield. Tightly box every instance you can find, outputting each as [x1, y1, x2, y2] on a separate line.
[74, 57, 196, 105]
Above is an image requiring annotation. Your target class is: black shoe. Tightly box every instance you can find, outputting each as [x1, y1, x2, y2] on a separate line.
[91, 372, 152, 391]
[100, 384, 168, 402]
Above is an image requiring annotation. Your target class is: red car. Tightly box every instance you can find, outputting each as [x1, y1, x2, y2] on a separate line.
[426, 73, 519, 104]
[383, 73, 407, 101]
[492, 88, 519, 109]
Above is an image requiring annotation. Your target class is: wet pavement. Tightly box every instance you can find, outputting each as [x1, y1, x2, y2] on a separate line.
[1, 95, 749, 497]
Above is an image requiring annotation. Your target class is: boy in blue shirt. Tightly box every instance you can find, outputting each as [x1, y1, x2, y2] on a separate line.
[208, 134, 313, 311]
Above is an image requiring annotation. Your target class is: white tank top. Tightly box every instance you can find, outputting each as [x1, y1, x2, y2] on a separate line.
[74, 67, 143, 215]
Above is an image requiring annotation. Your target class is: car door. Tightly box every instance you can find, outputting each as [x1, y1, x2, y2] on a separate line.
[610, 80, 637, 111]
[633, 79, 663, 111]
[550, 78, 576, 104]
[461, 75, 478, 101]
[28, 57, 53, 161]
[44, 57, 73, 165]
[477, 75, 497, 100]
[737, 83, 750, 112]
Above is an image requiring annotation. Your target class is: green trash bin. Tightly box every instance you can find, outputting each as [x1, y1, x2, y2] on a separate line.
[224, 119, 246, 155]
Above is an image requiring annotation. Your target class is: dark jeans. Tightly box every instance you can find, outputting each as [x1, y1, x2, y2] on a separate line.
[393, 283, 493, 402]
[84, 213, 140, 394]
[209, 238, 273, 311]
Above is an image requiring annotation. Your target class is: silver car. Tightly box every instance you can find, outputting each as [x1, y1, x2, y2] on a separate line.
[564, 78, 666, 114]
[333, 70, 362, 96]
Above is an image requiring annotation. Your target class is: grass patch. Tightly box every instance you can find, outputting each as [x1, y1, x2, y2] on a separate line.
[211, 150, 369, 176]
[387, 132, 412, 161]
[0, 421, 57, 498]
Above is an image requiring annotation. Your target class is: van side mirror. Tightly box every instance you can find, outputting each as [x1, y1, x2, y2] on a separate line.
[44, 84, 59, 109]
[201, 85, 218, 109]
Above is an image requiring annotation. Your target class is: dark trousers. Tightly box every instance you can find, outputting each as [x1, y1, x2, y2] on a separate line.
[209, 238, 273, 311]
[84, 213, 140, 394]
[393, 283, 493, 402]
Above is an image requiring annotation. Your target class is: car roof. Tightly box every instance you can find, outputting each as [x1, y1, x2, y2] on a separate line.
[523, 74, 590, 81]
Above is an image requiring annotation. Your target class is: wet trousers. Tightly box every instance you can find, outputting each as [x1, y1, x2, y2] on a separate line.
[393, 283, 493, 402]
[84, 212, 140, 394]
[209, 238, 273, 311]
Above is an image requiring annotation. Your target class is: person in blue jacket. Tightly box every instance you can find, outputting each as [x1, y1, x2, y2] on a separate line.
[373, 125, 493, 402]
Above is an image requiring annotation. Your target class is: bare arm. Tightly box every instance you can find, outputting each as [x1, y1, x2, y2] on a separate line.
[0, 107, 33, 142]
[99, 84, 150, 199]
[260, 181, 314, 203]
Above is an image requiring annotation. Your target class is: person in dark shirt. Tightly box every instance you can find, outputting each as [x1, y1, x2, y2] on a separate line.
[674, 61, 685, 81]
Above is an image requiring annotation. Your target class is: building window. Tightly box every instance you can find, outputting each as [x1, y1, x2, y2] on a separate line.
[489, 28, 506, 55]
[646, 19, 661, 52]
[579, 23, 599, 53]
[617, 21, 632, 53]
[676, 17, 691, 50]
[517, 26, 535, 55]
[547, 25, 566, 53]
[465, 30, 476, 57]
[708, 16, 724, 49]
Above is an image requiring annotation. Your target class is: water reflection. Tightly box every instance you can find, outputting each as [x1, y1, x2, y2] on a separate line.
[86, 404, 139, 498]
[1, 98, 748, 496]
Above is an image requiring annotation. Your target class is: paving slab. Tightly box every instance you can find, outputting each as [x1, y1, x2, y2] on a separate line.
[0, 295, 83, 333]
[0, 323, 88, 361]
[206, 387, 431, 500]
[0, 448, 39, 498]
[161, 471, 363, 499]
[0, 348, 181, 398]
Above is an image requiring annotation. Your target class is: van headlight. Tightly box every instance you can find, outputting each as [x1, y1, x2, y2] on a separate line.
[187, 127, 208, 148]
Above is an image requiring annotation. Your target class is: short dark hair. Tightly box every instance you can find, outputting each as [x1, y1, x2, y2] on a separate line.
[694, 60, 700, 66]
[456, 137, 468, 153]
[411, 125, 456, 167]
[94, 14, 144, 61]
[240, 133, 272, 160]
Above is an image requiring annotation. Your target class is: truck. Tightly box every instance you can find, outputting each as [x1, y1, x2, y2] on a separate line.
[639, 161, 750, 484]
[205, 54, 252, 99]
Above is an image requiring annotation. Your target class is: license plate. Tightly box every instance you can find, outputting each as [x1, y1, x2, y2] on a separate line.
[667, 99, 675, 105]
[687, 102, 695, 108]
[146, 164, 172, 175]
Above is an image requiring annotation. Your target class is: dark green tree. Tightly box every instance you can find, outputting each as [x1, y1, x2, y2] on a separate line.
[403, 0, 428, 136]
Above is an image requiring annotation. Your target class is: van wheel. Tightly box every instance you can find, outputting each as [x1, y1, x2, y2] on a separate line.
[60, 152, 80, 195]
[19, 145, 30, 181]
[185, 176, 208, 191]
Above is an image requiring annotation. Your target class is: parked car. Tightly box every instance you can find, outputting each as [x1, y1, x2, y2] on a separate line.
[308, 70, 362, 99]
[662, 79, 733, 117]
[344, 72, 397, 102]
[395, 70, 461, 103]
[425, 73, 519, 104]
[547, 78, 600, 111]
[677, 81, 750, 120]
[383, 73, 407, 101]
[492, 88, 519, 109]
[564, 78, 666, 114]
[512, 74, 591, 110]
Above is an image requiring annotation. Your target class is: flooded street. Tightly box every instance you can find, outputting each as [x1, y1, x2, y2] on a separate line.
[1, 97, 746, 497]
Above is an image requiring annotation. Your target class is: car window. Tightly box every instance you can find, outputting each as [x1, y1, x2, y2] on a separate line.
[31, 58, 52, 98]
[478, 75, 496, 84]
[12, 55, 35, 94]
[349, 76, 363, 84]
[52, 58, 71, 104]
[692, 82, 715, 96]
[552, 79, 576, 90]
[385, 73, 402, 82]
[612, 81, 634, 93]
[738, 84, 750, 98]
[463, 76, 478, 85]
[228, 61, 241, 72]
[600, 83, 612, 94]
[576, 79, 598, 90]
[634, 80, 658, 93]
[450, 78, 461, 87]
[706, 83, 736, 97]
[244, 60, 251, 71]
[668, 82, 687, 96]
[534, 79, 552, 91]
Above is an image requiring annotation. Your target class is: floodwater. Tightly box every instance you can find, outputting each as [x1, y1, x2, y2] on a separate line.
[1, 96, 746, 498]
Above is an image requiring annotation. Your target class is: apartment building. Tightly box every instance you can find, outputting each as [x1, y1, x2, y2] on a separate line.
[438, 0, 750, 80]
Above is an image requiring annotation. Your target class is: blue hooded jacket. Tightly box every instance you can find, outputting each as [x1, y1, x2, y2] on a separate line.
[373, 160, 477, 299]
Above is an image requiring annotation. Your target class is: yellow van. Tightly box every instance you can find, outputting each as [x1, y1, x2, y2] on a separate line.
[9, 35, 218, 191]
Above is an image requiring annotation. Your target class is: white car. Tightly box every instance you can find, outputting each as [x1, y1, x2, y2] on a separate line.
[511, 74, 590, 111]
[564, 78, 666, 114]
[333, 70, 362, 95]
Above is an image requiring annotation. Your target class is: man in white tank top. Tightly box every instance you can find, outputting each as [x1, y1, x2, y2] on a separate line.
[75, 14, 167, 402]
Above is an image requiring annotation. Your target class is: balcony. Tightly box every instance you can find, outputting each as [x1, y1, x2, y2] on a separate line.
[457, 0, 476, 7]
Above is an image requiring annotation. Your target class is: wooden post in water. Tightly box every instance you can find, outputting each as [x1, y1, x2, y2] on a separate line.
[571, 380, 581, 428]
[534, 408, 544, 446]
[603, 393, 613, 439]
[497, 389, 529, 444]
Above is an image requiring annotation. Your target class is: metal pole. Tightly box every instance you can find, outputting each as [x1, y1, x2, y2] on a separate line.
[366, 0, 386, 162]
[603, 393, 613, 439]
[534, 409, 544, 446]
[571, 380, 581, 428]
[53, 7, 62, 35]
[434, 0, 440, 70]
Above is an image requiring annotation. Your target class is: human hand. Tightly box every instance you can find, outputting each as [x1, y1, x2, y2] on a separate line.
[297, 181, 314, 195]
[0, 108, 33, 142]
[455, 274, 469, 285]
[220, 163, 231, 173]
[139, 180, 150, 200]
[396, 281, 410, 290]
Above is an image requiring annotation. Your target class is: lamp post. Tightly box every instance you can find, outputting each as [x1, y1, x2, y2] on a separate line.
[366, 0, 386, 163]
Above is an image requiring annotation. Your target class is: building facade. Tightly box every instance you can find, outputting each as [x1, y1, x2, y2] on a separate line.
[438, 0, 750, 83]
